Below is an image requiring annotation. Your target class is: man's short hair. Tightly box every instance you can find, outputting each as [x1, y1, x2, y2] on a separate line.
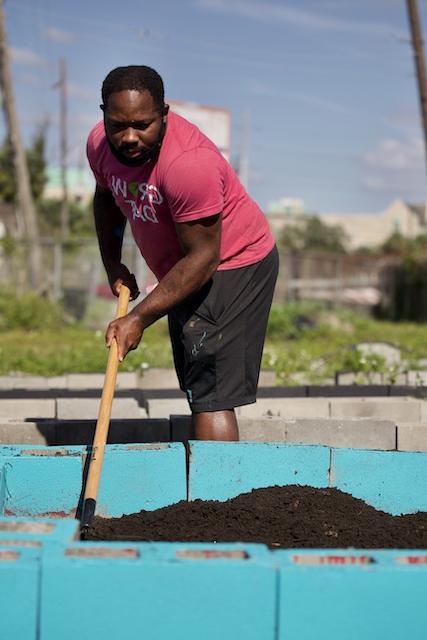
[101, 65, 165, 112]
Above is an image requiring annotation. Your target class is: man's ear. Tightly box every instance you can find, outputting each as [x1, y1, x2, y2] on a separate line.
[100, 104, 105, 112]
[163, 103, 170, 120]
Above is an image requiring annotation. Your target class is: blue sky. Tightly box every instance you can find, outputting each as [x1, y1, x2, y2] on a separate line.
[4, 0, 427, 213]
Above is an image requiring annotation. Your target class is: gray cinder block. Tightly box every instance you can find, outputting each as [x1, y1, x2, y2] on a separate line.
[238, 417, 396, 450]
[56, 397, 146, 420]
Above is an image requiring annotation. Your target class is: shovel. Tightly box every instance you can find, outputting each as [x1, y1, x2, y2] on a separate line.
[80, 284, 131, 530]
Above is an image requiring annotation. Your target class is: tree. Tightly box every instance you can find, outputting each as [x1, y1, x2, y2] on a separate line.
[38, 198, 95, 237]
[0, 130, 47, 205]
[280, 215, 348, 254]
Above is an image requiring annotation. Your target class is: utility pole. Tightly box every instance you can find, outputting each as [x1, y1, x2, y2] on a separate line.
[406, 0, 427, 179]
[57, 57, 69, 239]
[239, 109, 250, 191]
[0, 0, 42, 290]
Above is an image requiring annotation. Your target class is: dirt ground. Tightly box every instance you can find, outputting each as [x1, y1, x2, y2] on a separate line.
[84, 486, 427, 548]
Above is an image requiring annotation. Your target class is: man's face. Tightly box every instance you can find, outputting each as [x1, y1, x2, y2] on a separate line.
[103, 89, 166, 164]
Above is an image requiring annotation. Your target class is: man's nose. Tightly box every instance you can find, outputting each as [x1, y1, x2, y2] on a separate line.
[121, 127, 138, 144]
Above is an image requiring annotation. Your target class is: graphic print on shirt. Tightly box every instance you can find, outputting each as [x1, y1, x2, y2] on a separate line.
[111, 176, 162, 223]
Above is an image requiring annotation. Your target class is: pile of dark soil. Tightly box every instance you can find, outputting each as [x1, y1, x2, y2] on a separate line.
[84, 486, 427, 549]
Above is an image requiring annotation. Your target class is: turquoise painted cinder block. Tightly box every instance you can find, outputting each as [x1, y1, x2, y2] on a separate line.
[40, 542, 276, 640]
[0, 464, 6, 516]
[330, 448, 427, 515]
[0, 446, 82, 517]
[189, 441, 330, 501]
[97, 443, 186, 516]
[0, 546, 40, 640]
[0, 444, 186, 519]
[0, 517, 79, 546]
[276, 549, 427, 640]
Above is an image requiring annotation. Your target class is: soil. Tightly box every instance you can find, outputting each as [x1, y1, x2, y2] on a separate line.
[84, 486, 427, 549]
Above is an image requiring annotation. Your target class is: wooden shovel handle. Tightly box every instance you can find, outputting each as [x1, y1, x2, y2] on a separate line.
[81, 285, 131, 524]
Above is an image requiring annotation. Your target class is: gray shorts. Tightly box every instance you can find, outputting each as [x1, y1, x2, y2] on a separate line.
[168, 245, 279, 412]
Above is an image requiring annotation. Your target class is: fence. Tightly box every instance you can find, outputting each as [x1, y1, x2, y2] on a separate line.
[0, 239, 400, 319]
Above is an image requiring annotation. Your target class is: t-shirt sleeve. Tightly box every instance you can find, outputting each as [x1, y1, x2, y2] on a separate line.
[86, 131, 109, 189]
[163, 147, 224, 222]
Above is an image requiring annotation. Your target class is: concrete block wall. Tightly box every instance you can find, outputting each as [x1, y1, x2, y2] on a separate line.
[0, 441, 426, 639]
[276, 549, 427, 640]
[1, 441, 427, 517]
[0, 517, 79, 546]
[0, 546, 40, 639]
[189, 442, 427, 515]
[40, 542, 276, 640]
[0, 444, 186, 518]
[2, 541, 427, 640]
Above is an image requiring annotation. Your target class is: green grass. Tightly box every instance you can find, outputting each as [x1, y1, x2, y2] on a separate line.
[263, 302, 427, 385]
[0, 322, 173, 376]
[2, 293, 427, 382]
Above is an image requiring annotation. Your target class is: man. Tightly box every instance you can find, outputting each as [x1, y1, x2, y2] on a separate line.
[87, 65, 278, 441]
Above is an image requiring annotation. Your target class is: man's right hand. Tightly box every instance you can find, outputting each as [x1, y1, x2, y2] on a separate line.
[107, 263, 140, 300]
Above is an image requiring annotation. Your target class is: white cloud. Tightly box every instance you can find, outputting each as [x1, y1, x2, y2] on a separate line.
[43, 26, 76, 44]
[195, 0, 405, 38]
[362, 136, 426, 194]
[363, 137, 424, 171]
[10, 47, 47, 67]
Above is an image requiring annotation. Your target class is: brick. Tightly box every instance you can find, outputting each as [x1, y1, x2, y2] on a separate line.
[0, 517, 79, 545]
[138, 367, 180, 389]
[276, 549, 427, 640]
[258, 370, 276, 386]
[0, 443, 186, 518]
[308, 385, 389, 397]
[40, 542, 276, 640]
[0, 547, 40, 639]
[329, 397, 421, 422]
[330, 448, 427, 515]
[397, 424, 427, 452]
[98, 443, 186, 516]
[238, 417, 396, 450]
[66, 372, 139, 390]
[237, 398, 329, 419]
[406, 371, 427, 386]
[0, 399, 55, 420]
[56, 397, 146, 420]
[0, 447, 82, 517]
[0, 375, 66, 390]
[189, 441, 330, 501]
[0, 421, 56, 445]
[146, 397, 189, 418]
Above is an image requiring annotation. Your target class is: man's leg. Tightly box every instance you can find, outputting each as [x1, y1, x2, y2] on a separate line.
[192, 409, 239, 441]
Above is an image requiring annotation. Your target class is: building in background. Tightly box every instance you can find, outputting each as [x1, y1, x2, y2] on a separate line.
[266, 197, 312, 239]
[266, 197, 427, 249]
[44, 166, 94, 205]
[320, 199, 427, 250]
[168, 99, 231, 162]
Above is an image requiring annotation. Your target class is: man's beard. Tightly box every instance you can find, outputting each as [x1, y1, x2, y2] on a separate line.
[106, 121, 166, 167]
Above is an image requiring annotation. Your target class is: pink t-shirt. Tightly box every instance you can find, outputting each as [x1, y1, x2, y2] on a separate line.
[86, 112, 275, 281]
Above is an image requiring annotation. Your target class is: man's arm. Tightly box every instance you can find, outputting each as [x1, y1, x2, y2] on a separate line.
[106, 213, 221, 360]
[93, 184, 139, 298]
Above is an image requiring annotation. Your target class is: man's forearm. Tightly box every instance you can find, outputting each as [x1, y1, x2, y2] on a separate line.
[93, 187, 126, 272]
[130, 248, 219, 329]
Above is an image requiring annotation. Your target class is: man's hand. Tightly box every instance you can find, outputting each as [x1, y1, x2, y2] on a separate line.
[107, 263, 140, 300]
[105, 311, 144, 361]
